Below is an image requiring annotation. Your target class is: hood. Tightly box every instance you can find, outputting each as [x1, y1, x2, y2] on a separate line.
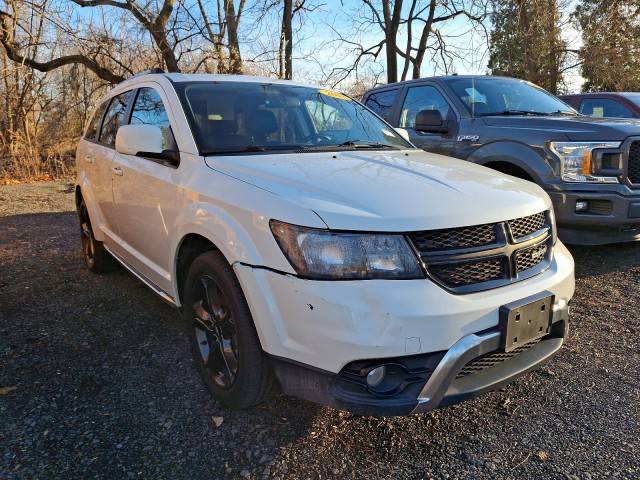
[482, 115, 640, 141]
[204, 150, 550, 231]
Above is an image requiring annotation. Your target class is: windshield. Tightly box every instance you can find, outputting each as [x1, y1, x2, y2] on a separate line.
[444, 77, 577, 117]
[174, 82, 412, 155]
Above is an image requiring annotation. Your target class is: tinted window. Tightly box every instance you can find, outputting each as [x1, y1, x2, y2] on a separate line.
[580, 98, 634, 118]
[445, 78, 575, 116]
[99, 91, 133, 146]
[85, 102, 108, 140]
[175, 82, 411, 154]
[400, 86, 451, 129]
[364, 89, 398, 122]
[131, 88, 170, 127]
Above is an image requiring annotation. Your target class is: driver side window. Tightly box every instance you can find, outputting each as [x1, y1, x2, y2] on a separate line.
[399, 86, 450, 129]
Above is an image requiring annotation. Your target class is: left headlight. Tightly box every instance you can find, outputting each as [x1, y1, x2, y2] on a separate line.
[549, 141, 621, 183]
[270, 220, 425, 280]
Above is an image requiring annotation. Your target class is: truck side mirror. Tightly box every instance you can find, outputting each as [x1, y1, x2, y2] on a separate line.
[116, 124, 180, 167]
[415, 109, 450, 134]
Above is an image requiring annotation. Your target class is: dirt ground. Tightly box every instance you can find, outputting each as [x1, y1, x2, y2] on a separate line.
[1, 181, 638, 479]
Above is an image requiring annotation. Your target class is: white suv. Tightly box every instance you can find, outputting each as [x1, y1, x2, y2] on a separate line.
[75, 72, 574, 416]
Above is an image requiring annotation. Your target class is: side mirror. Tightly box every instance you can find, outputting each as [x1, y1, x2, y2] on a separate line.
[415, 109, 449, 134]
[115, 124, 180, 166]
[395, 128, 411, 142]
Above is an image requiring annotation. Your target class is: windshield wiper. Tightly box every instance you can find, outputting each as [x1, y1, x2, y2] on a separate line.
[477, 110, 552, 117]
[202, 145, 267, 155]
[336, 140, 397, 149]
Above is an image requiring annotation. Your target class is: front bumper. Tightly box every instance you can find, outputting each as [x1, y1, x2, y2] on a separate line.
[233, 241, 574, 415]
[269, 302, 568, 416]
[548, 189, 640, 245]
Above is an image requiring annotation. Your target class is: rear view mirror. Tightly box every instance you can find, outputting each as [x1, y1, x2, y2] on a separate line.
[115, 124, 180, 166]
[415, 109, 449, 134]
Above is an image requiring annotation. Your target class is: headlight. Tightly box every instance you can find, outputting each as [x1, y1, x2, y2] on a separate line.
[550, 141, 621, 183]
[270, 220, 424, 280]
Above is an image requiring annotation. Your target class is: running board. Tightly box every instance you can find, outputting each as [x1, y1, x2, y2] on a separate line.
[104, 245, 177, 307]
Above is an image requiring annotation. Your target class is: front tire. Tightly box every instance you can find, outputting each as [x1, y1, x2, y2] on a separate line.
[183, 250, 275, 408]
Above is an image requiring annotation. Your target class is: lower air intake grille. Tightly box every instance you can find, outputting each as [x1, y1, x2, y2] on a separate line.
[628, 141, 640, 184]
[428, 257, 506, 288]
[456, 340, 540, 379]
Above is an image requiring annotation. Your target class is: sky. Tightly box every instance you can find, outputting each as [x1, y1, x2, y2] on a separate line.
[241, 0, 585, 93]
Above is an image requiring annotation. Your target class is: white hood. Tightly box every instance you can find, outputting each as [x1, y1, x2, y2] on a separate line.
[205, 149, 551, 231]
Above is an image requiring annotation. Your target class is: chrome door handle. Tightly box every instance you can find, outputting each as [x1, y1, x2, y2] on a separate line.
[85, 155, 93, 164]
[112, 166, 123, 176]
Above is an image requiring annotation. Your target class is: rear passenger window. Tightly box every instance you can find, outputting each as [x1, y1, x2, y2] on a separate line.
[99, 91, 133, 147]
[400, 85, 451, 129]
[84, 102, 108, 140]
[131, 88, 170, 127]
[364, 89, 398, 122]
[580, 98, 634, 118]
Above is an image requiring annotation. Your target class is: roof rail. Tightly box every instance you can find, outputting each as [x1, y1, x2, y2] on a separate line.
[130, 68, 166, 78]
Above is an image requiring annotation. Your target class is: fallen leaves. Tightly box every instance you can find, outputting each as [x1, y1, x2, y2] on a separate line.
[212, 416, 224, 428]
[0, 386, 18, 396]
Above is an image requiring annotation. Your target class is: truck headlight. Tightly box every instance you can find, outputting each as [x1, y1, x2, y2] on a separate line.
[550, 141, 621, 183]
[270, 220, 424, 280]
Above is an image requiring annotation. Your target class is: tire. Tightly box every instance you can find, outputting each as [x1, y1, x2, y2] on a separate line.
[183, 250, 275, 408]
[78, 197, 115, 274]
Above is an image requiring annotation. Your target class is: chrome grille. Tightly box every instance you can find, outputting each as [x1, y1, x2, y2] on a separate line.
[409, 223, 497, 252]
[407, 211, 552, 293]
[428, 257, 505, 288]
[507, 212, 545, 239]
[515, 243, 548, 272]
[628, 141, 640, 184]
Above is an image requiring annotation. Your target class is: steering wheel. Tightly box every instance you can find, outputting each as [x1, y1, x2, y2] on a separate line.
[301, 133, 333, 145]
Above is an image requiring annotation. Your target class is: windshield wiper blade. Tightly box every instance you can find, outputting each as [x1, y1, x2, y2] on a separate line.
[477, 110, 552, 117]
[337, 140, 397, 149]
[202, 145, 267, 155]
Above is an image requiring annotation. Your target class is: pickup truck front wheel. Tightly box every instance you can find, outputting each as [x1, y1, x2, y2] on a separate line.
[183, 251, 275, 408]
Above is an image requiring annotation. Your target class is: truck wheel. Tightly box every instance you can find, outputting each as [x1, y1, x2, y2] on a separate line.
[78, 198, 114, 273]
[183, 250, 275, 408]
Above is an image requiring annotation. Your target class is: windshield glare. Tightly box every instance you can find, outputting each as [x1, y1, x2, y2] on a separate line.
[175, 82, 412, 154]
[445, 78, 576, 116]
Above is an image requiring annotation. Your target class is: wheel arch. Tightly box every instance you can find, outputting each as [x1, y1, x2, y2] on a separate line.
[174, 233, 223, 307]
[468, 141, 554, 184]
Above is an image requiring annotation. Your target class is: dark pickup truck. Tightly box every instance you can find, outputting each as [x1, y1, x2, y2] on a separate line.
[363, 76, 640, 245]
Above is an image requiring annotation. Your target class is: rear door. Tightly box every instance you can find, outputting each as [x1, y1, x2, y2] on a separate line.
[89, 91, 134, 241]
[397, 83, 457, 156]
[110, 84, 181, 295]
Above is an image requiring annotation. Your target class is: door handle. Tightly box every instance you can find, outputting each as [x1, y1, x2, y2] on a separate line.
[85, 155, 93, 164]
[112, 166, 123, 176]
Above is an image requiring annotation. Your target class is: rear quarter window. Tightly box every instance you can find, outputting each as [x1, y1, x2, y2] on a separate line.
[84, 102, 109, 140]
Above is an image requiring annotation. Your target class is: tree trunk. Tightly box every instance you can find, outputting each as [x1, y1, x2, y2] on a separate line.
[281, 0, 293, 79]
[224, 0, 243, 74]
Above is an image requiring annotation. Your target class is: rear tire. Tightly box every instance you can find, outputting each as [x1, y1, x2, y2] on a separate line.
[183, 250, 276, 408]
[78, 198, 114, 274]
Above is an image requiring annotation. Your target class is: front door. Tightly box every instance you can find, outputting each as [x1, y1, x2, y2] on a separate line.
[110, 85, 180, 295]
[398, 84, 457, 156]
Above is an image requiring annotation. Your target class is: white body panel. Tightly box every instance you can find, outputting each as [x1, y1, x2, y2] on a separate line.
[75, 73, 575, 376]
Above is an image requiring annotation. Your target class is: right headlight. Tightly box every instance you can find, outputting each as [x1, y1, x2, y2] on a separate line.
[270, 220, 424, 280]
[549, 141, 621, 183]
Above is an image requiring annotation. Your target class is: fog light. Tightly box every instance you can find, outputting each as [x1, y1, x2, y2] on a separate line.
[366, 366, 386, 387]
[575, 200, 588, 212]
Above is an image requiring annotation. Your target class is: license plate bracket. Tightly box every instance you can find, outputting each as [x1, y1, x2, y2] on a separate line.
[499, 292, 554, 353]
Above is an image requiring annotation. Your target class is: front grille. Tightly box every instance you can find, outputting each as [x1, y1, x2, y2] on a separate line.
[456, 340, 540, 379]
[409, 223, 497, 252]
[428, 258, 505, 288]
[507, 212, 546, 239]
[407, 211, 552, 293]
[515, 243, 547, 272]
[628, 141, 640, 184]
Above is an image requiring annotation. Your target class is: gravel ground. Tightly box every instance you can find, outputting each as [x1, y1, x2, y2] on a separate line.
[1, 181, 638, 480]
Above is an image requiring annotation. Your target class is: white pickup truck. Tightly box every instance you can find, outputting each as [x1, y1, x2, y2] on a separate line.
[74, 72, 574, 416]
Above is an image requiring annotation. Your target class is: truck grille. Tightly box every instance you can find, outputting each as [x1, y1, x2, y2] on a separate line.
[407, 211, 553, 293]
[628, 141, 640, 184]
